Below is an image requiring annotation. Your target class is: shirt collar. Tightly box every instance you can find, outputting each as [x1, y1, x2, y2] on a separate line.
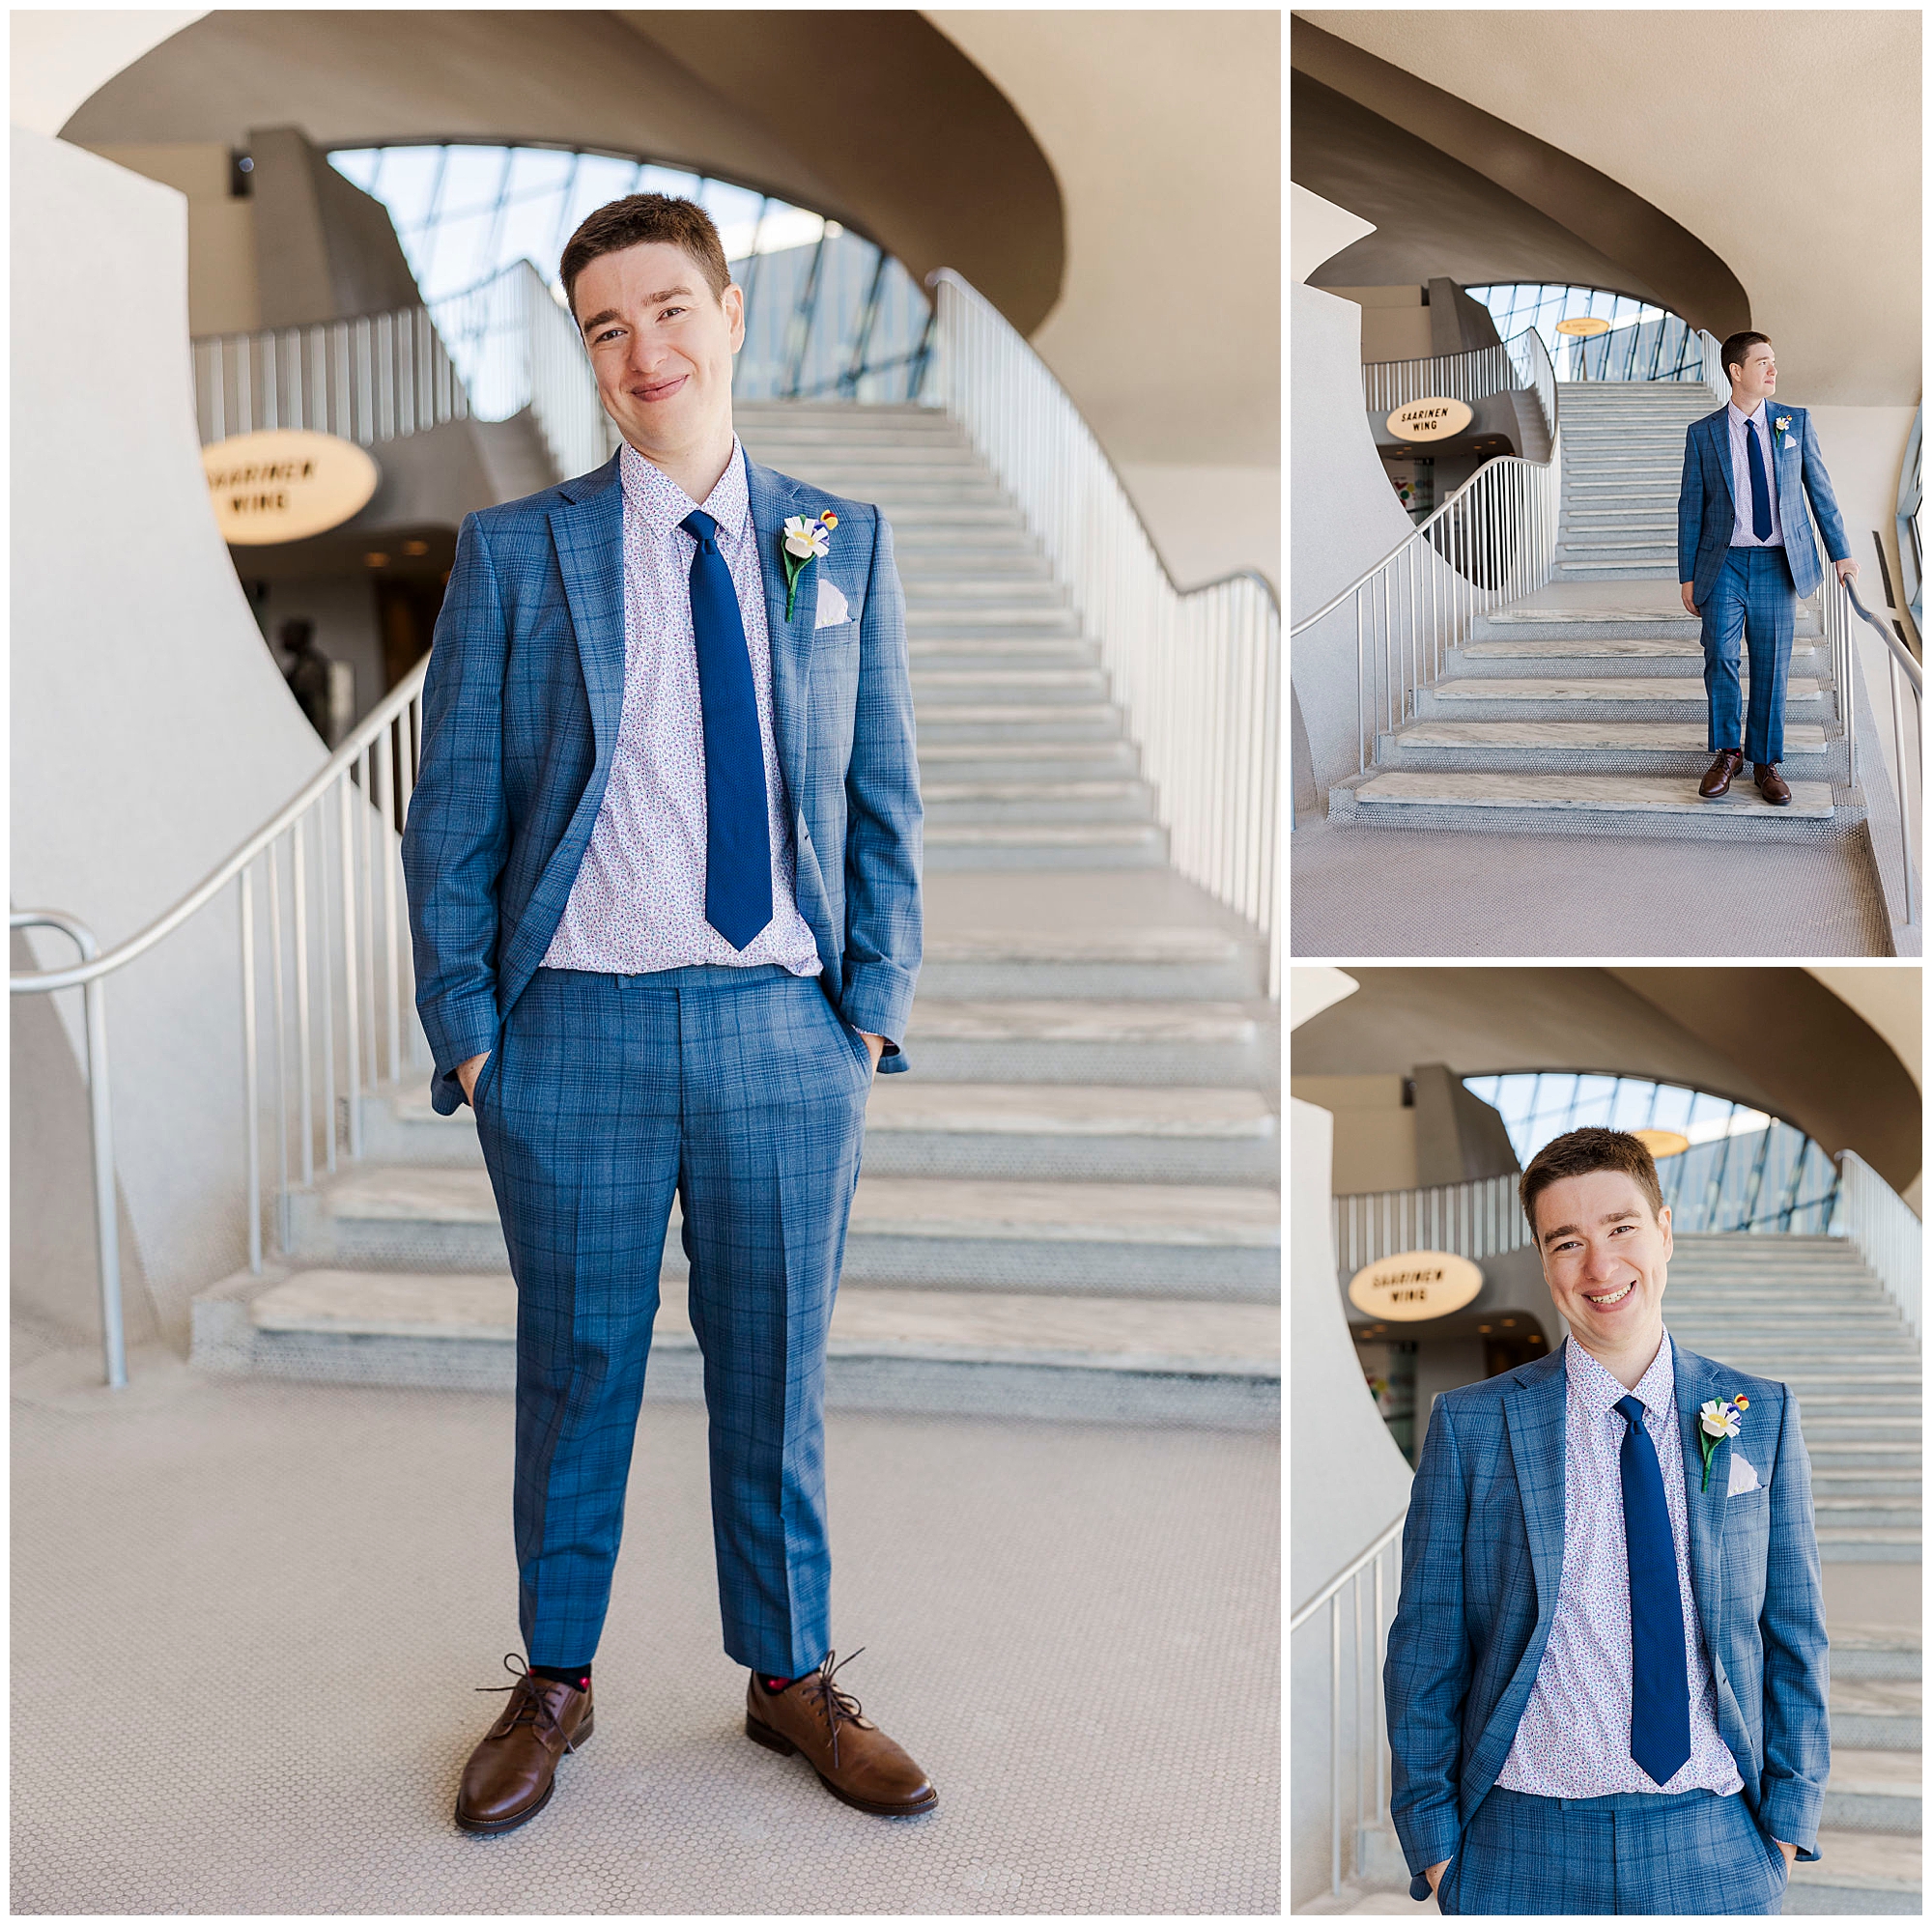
[1728, 398, 1766, 429]
[1566, 1329, 1675, 1425]
[619, 434, 750, 542]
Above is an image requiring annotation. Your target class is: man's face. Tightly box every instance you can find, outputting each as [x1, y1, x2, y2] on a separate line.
[1730, 341, 1776, 404]
[573, 241, 744, 459]
[1534, 1168, 1672, 1357]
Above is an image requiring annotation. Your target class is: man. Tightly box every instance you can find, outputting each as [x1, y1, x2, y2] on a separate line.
[1678, 331, 1856, 806]
[400, 194, 933, 1834]
[1385, 1128, 1828, 1913]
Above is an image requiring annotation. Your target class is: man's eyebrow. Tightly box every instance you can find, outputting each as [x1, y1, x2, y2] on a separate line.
[579, 287, 697, 335]
[1541, 1208, 1641, 1247]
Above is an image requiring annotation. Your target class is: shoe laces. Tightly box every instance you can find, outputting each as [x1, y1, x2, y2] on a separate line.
[798, 1647, 876, 1769]
[476, 1653, 582, 1753]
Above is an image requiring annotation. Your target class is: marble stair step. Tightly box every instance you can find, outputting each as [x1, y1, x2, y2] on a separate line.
[1463, 637, 1816, 659]
[1431, 676, 1824, 703]
[915, 702, 1123, 742]
[902, 999, 1267, 1080]
[1829, 1679, 1922, 1746]
[852, 1080, 1277, 1180]
[1830, 1625, 1924, 1680]
[916, 927, 1264, 1001]
[1353, 770, 1835, 819]
[1816, 1498, 1925, 1529]
[1394, 721, 1829, 753]
[1787, 1827, 1922, 1908]
[912, 668, 1109, 704]
[921, 779, 1155, 826]
[285, 1168, 1280, 1295]
[923, 822, 1167, 869]
[190, 1268, 1278, 1428]
[918, 739, 1140, 782]
[1823, 1749, 1921, 1834]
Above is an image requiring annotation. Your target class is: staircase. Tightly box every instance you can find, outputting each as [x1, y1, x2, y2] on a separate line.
[1329, 381, 1860, 837]
[189, 401, 1280, 1430]
[1666, 1232, 1922, 1913]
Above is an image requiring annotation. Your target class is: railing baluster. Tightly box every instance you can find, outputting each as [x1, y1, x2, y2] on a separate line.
[241, 865, 261, 1273]
[339, 777, 364, 1161]
[293, 811, 313, 1189]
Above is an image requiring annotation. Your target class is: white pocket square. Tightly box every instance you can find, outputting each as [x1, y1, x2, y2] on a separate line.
[1728, 1454, 1762, 1496]
[814, 577, 849, 628]
[1781, 434, 1796, 448]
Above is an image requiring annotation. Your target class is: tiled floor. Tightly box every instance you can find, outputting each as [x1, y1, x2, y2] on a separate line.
[12, 1332, 1279, 1913]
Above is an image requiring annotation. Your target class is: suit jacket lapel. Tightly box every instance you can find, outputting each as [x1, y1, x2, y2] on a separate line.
[746, 455, 815, 812]
[1504, 1346, 1569, 1640]
[548, 454, 626, 777]
[1672, 1337, 1730, 1646]
[1710, 409, 1737, 517]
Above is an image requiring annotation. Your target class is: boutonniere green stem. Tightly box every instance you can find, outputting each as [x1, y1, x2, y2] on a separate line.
[781, 511, 837, 620]
[1696, 1394, 1749, 1490]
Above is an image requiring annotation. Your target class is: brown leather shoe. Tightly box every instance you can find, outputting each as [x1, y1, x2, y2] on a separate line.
[1698, 748, 1744, 799]
[745, 1650, 937, 1816]
[455, 1655, 594, 1834]
[1755, 762, 1792, 805]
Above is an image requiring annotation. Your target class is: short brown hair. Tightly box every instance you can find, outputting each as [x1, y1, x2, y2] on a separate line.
[559, 193, 732, 321]
[1519, 1127, 1664, 1242]
[1720, 330, 1774, 383]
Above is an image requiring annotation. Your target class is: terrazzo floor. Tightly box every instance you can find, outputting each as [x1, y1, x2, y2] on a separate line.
[12, 1331, 1280, 1913]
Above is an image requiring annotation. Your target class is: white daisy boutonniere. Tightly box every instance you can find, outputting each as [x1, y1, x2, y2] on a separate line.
[1775, 414, 1795, 447]
[1696, 1394, 1749, 1490]
[781, 510, 837, 620]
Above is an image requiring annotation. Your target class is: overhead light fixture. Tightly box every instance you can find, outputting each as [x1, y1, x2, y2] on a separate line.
[402, 539, 429, 557]
[364, 552, 389, 568]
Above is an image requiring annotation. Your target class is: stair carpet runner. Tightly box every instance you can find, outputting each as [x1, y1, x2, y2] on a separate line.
[1338, 380, 1850, 833]
[190, 401, 1281, 1429]
[1310, 1232, 1921, 1914]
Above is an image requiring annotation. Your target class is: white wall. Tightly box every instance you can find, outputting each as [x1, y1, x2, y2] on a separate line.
[11, 129, 334, 1347]
[1117, 463, 1280, 595]
[1290, 1096, 1414, 1910]
[1291, 280, 1464, 808]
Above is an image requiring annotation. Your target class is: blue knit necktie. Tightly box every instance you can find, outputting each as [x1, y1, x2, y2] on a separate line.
[680, 509, 772, 949]
[1744, 413, 1774, 541]
[1614, 1393, 1692, 1787]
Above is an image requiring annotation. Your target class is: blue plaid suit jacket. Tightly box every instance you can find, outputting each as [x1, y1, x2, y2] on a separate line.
[1677, 403, 1850, 602]
[1385, 1336, 1830, 1896]
[400, 447, 923, 1116]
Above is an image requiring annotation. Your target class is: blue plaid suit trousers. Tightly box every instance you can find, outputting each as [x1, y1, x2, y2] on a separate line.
[1437, 1784, 1788, 1914]
[1699, 545, 1796, 764]
[470, 960, 872, 1676]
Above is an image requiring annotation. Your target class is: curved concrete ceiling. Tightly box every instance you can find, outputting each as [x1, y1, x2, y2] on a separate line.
[1296, 9, 1921, 406]
[1293, 70, 1672, 305]
[1293, 967, 1920, 1198]
[1293, 19, 1745, 329]
[57, 8, 1064, 334]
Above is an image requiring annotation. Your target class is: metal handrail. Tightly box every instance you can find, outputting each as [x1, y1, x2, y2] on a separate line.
[1292, 1511, 1406, 1898]
[927, 269, 1281, 992]
[1291, 326, 1562, 786]
[12, 655, 433, 1375]
[9, 911, 126, 1389]
[1834, 1149, 1922, 1339]
[1361, 327, 1548, 415]
[10, 663, 429, 996]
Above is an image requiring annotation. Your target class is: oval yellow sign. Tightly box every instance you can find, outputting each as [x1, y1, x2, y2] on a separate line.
[1386, 396, 1474, 441]
[202, 429, 381, 546]
[1633, 1128, 1690, 1160]
[1347, 1249, 1484, 1321]
[1555, 316, 1612, 337]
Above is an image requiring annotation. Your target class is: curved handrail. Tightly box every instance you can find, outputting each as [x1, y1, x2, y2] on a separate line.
[10, 657, 431, 997]
[1288, 451, 1548, 637]
[1294, 326, 1560, 637]
[1290, 1512, 1406, 1631]
[927, 268, 1278, 611]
